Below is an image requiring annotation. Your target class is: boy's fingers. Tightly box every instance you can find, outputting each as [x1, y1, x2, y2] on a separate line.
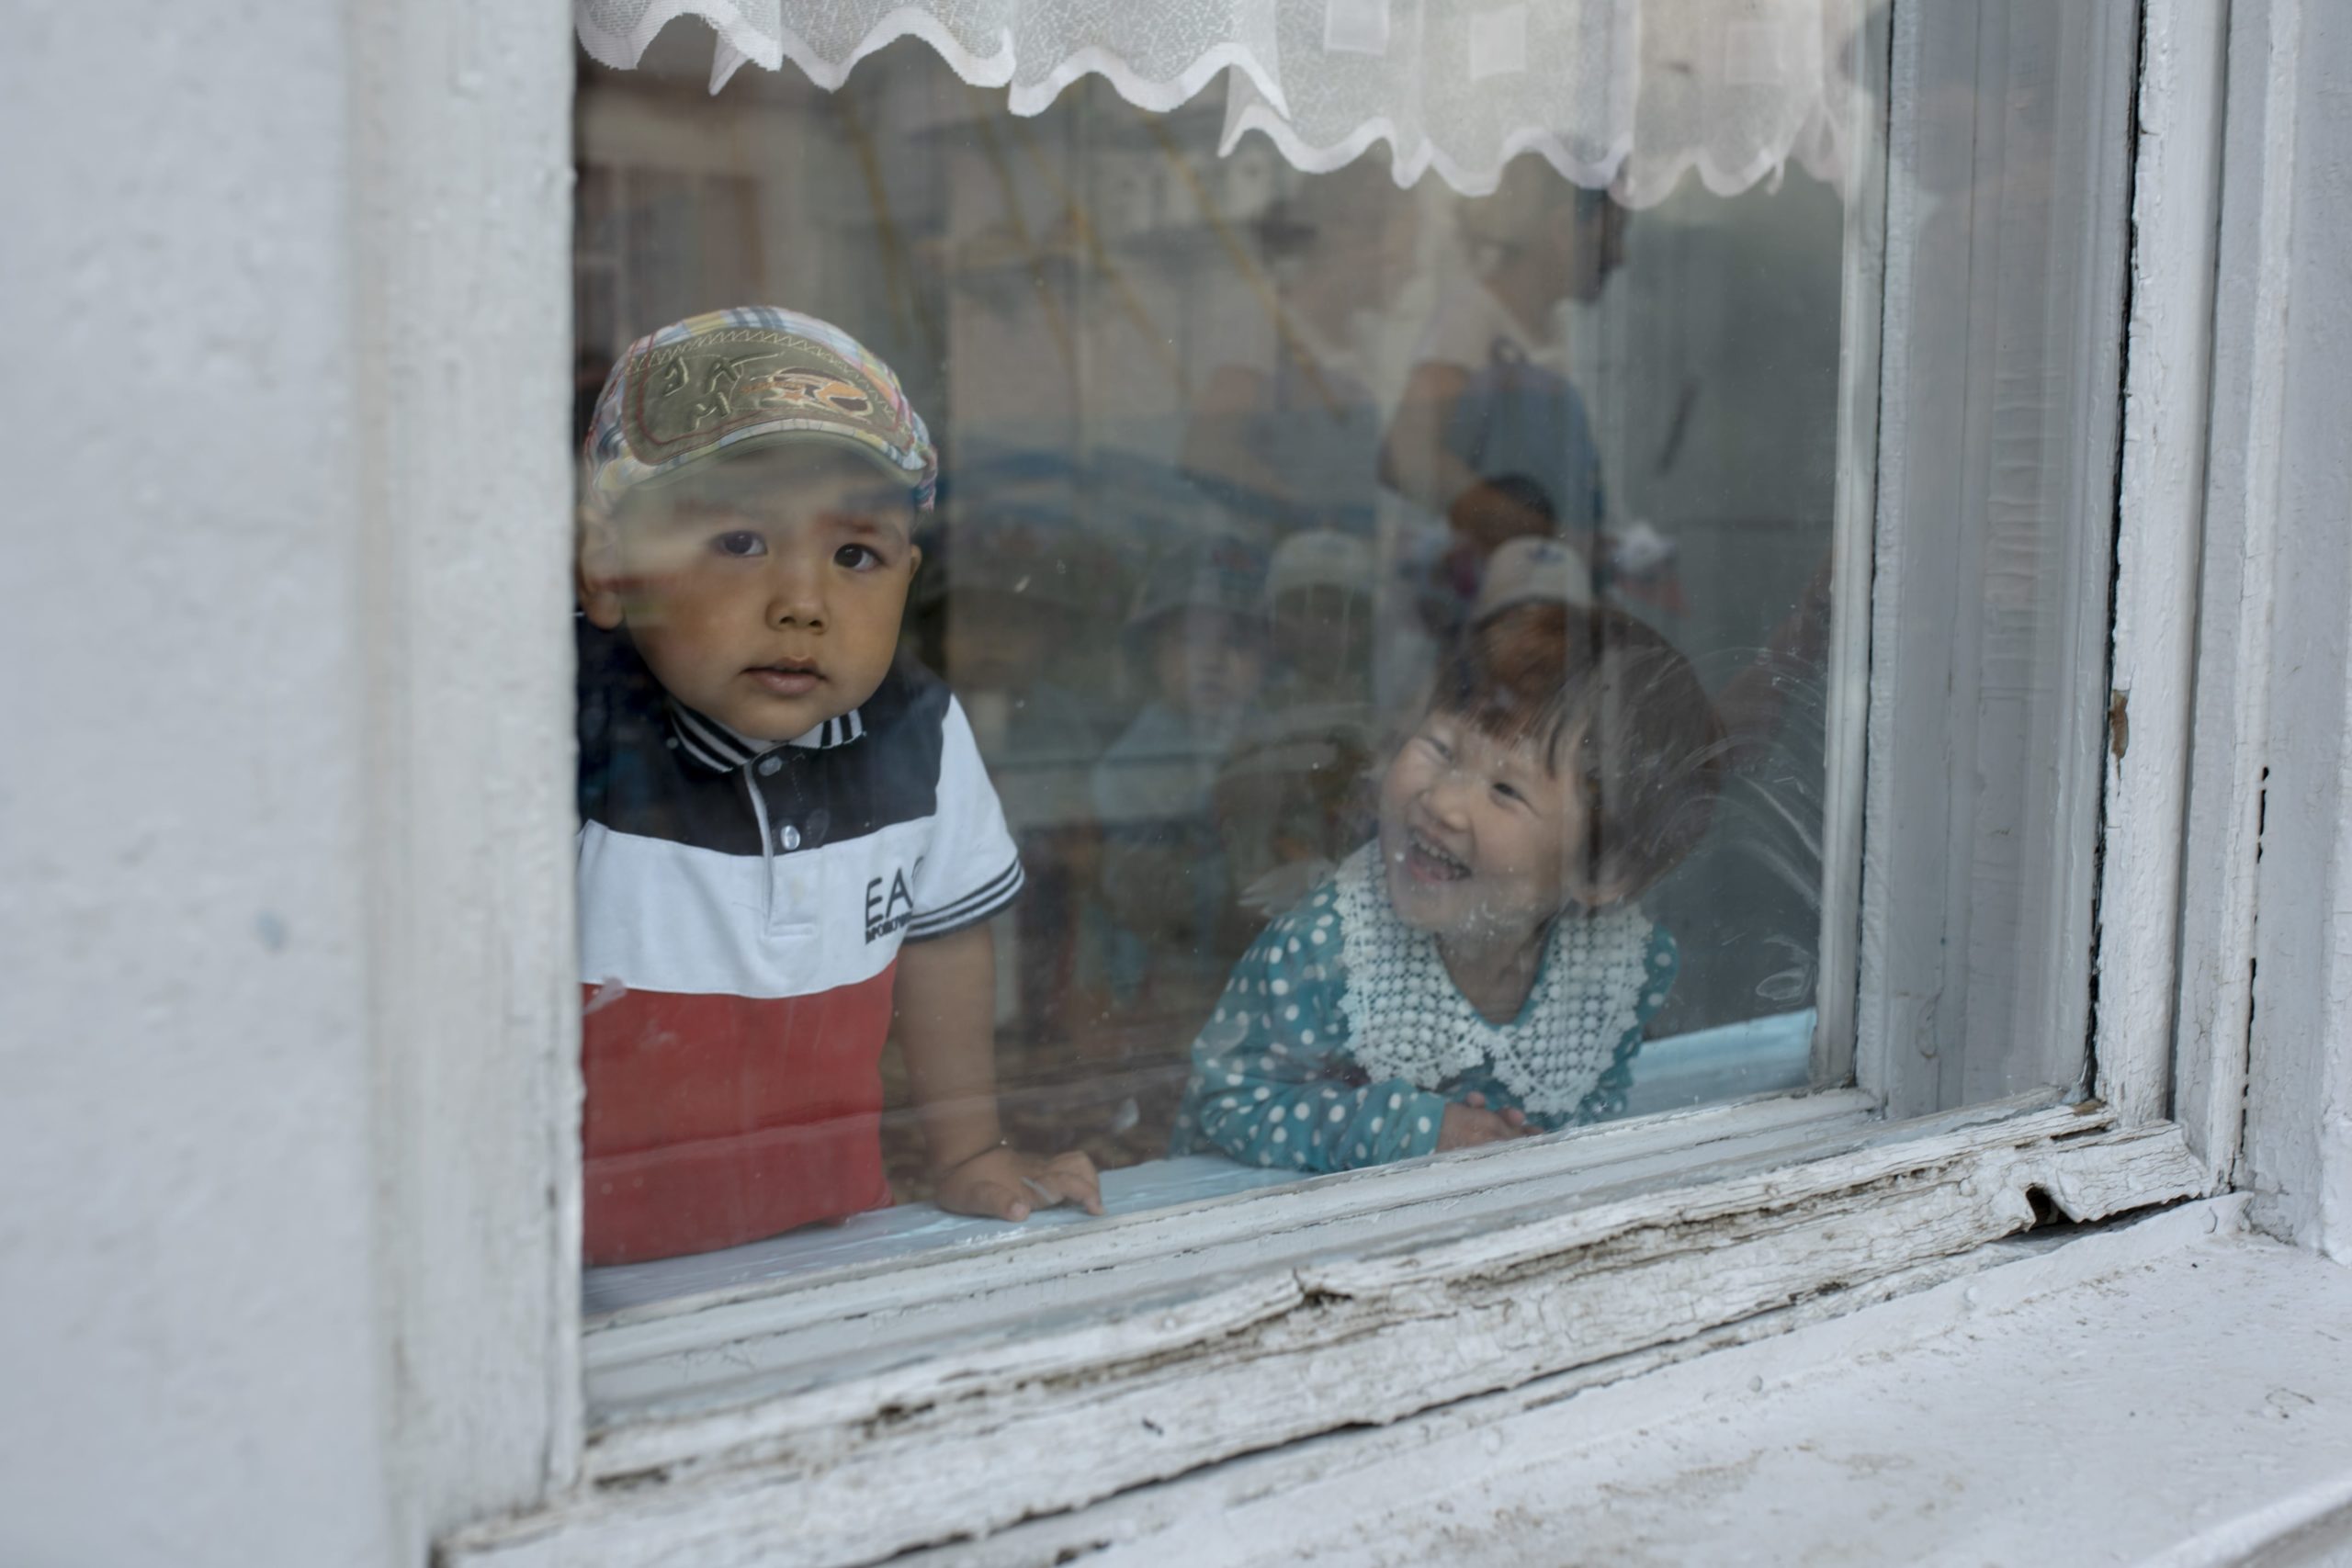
[953, 1178, 1032, 1223]
[991, 1181, 1035, 1222]
[1035, 1152, 1105, 1215]
[1021, 1172, 1090, 1213]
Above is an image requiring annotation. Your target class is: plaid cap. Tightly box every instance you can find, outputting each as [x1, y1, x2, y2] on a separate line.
[581, 306, 937, 521]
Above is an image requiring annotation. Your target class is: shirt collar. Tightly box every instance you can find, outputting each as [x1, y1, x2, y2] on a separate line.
[666, 698, 866, 772]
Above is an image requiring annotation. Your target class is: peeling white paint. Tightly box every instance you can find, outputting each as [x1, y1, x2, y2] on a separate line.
[346, 0, 583, 1539]
[909, 1201, 2352, 1568]
[1858, 5, 2139, 1120]
[2239, 0, 2352, 1266]
[7, 6, 2352, 1566]
[2172, 0, 2305, 1205]
[445, 1110, 2211, 1568]
[2098, 0, 2229, 1133]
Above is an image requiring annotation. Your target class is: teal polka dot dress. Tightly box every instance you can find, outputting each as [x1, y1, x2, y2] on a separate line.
[1170, 847, 1679, 1170]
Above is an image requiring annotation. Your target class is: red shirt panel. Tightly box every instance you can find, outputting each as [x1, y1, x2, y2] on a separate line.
[581, 964, 897, 1266]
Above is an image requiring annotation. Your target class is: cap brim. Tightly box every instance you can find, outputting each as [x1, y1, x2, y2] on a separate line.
[625, 423, 925, 500]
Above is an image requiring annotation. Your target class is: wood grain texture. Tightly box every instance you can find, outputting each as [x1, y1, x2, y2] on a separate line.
[2171, 0, 2304, 1190]
[582, 1089, 1879, 1416]
[445, 1111, 2210, 1568]
[351, 0, 585, 1537]
[1810, 0, 1891, 1090]
[2238, 0, 2352, 1264]
[1857, 4, 2137, 1119]
[2096, 0, 2230, 1129]
[893, 1201, 2352, 1568]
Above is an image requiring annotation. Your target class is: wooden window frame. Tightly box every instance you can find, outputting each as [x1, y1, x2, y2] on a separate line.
[359, 2, 2288, 1560]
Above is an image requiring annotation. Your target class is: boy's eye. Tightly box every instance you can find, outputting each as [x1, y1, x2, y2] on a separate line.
[835, 543, 883, 570]
[712, 531, 766, 558]
[1420, 734, 1453, 762]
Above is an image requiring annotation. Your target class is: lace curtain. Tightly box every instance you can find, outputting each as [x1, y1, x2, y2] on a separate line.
[573, 0, 1868, 204]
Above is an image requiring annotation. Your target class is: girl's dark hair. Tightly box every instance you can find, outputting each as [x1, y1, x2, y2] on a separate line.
[1430, 599, 1725, 900]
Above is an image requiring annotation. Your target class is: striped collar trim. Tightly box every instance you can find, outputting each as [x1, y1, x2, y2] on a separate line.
[666, 699, 866, 772]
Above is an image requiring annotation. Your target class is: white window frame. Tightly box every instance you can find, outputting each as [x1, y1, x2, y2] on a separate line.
[357, 2, 2288, 1559]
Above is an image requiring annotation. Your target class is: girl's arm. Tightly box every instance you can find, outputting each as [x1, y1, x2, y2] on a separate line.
[1180, 910, 1453, 1173]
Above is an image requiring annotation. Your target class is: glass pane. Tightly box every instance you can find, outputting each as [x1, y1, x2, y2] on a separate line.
[566, 3, 2115, 1309]
[1856, 1, 2137, 1115]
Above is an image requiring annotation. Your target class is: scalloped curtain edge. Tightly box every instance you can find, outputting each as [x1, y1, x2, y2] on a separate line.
[1220, 101, 1848, 207]
[1218, 102, 1632, 197]
[576, 2, 1844, 201]
[577, 1, 778, 76]
[583, 2, 1290, 118]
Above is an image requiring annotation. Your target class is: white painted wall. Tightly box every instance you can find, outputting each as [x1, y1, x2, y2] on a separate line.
[0, 4, 577, 1563]
[0, 6, 396, 1563]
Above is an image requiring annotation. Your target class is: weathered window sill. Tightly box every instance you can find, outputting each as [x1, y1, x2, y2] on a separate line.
[899, 1198, 2352, 1567]
[446, 1102, 2220, 1567]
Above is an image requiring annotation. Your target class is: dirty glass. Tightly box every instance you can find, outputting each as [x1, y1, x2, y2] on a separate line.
[568, 3, 2123, 1312]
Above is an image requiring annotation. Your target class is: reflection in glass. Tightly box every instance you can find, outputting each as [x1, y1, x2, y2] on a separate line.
[571, 23, 1865, 1308]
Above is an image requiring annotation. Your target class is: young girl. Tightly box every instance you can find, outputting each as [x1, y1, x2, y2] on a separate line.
[1170, 600, 1723, 1169]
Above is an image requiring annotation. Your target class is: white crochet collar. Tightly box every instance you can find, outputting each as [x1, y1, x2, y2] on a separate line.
[1329, 845, 1654, 1116]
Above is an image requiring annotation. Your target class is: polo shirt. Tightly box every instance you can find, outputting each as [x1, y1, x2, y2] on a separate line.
[575, 623, 1023, 1265]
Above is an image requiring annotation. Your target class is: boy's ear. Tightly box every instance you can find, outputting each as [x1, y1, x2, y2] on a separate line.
[577, 514, 628, 631]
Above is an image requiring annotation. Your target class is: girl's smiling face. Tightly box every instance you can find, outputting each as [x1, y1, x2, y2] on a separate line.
[1377, 712, 1600, 945]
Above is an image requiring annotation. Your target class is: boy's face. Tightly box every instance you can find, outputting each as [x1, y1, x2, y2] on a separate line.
[1377, 711, 1607, 945]
[944, 590, 1054, 694]
[581, 444, 920, 741]
[1151, 605, 1265, 723]
[1272, 585, 1372, 683]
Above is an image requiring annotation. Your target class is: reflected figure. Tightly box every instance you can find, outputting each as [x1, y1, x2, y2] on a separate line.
[1091, 534, 1271, 1013]
[1261, 528, 1377, 710]
[1381, 159, 1626, 641]
[1215, 530, 1382, 919]
[918, 511, 1122, 1045]
[1182, 159, 1420, 540]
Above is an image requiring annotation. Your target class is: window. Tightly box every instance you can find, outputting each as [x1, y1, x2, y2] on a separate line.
[569, 0, 2135, 1314]
[437, 2, 2233, 1557]
[571, 13, 1879, 1305]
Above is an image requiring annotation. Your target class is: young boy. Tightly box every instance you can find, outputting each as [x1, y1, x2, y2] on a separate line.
[574, 306, 1101, 1265]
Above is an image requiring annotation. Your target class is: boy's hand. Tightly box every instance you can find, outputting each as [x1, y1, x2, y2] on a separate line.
[897, 926, 1103, 1224]
[1437, 1091, 1532, 1152]
[934, 1145, 1105, 1223]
